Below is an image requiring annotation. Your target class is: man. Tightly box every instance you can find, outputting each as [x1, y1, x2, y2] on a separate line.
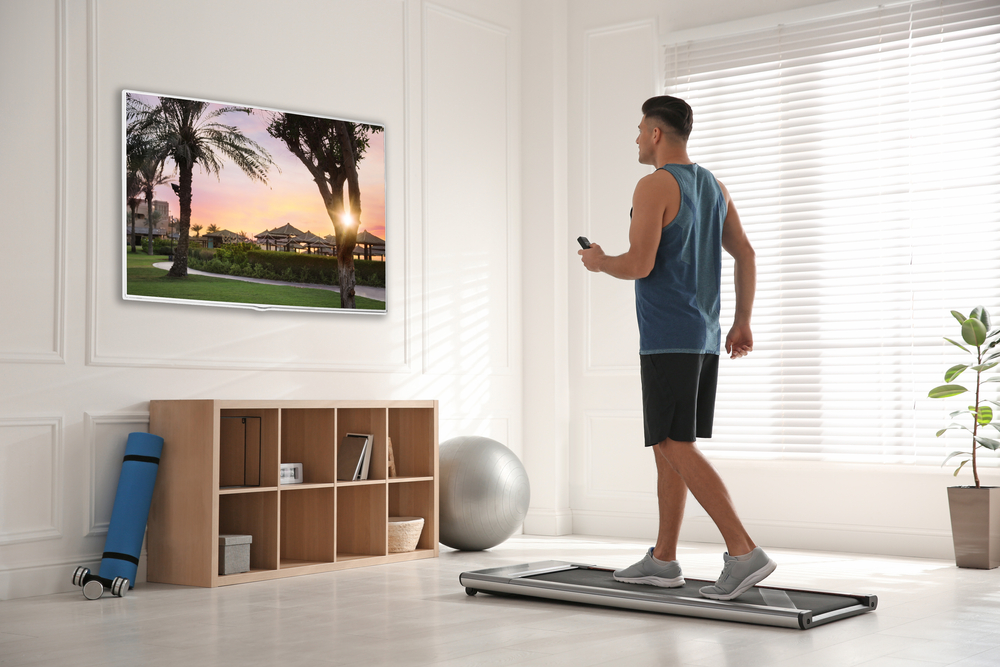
[578, 95, 774, 601]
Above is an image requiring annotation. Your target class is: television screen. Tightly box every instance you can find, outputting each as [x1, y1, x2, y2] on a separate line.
[122, 90, 386, 313]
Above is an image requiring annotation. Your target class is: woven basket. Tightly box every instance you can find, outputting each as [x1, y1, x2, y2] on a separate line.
[388, 516, 424, 553]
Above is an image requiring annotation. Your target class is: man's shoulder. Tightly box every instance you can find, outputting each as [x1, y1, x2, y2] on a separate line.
[636, 167, 680, 190]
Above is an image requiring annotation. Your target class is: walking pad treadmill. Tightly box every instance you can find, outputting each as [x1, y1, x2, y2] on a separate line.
[460, 561, 877, 630]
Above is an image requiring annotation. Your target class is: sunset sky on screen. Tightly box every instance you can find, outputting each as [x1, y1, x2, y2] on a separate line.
[129, 92, 386, 241]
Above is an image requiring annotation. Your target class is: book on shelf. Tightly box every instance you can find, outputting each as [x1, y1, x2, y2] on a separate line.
[338, 433, 373, 481]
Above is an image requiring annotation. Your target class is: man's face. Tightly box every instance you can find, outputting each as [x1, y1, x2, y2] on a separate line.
[636, 116, 656, 165]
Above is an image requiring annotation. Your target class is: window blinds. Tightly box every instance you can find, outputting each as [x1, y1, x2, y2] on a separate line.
[663, 0, 1000, 463]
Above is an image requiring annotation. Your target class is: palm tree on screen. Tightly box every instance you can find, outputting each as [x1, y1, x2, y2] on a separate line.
[266, 113, 380, 308]
[136, 156, 175, 256]
[125, 132, 145, 253]
[126, 93, 275, 277]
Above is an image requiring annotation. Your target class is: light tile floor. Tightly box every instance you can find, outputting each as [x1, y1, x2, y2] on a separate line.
[1, 536, 998, 667]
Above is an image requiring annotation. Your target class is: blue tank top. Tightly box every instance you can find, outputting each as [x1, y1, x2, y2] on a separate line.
[635, 163, 725, 355]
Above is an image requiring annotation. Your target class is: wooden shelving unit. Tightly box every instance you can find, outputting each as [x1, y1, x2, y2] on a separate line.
[146, 400, 438, 587]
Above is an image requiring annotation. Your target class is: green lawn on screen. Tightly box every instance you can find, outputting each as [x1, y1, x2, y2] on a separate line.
[125, 254, 385, 311]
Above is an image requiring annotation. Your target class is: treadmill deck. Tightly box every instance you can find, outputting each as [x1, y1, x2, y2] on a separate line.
[460, 561, 877, 630]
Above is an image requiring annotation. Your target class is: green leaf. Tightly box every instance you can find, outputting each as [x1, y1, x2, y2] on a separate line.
[983, 376, 1000, 383]
[977, 406, 994, 425]
[974, 435, 1000, 450]
[945, 337, 971, 353]
[986, 399, 1000, 408]
[937, 423, 973, 436]
[970, 306, 985, 324]
[962, 318, 988, 347]
[949, 409, 974, 418]
[984, 350, 1000, 364]
[954, 460, 969, 476]
[976, 307, 992, 330]
[929, 384, 968, 398]
[945, 364, 969, 382]
[972, 361, 1000, 373]
[952, 310, 968, 325]
[943, 450, 968, 465]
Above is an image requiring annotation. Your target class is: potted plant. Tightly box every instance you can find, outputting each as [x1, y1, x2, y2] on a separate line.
[929, 306, 1000, 568]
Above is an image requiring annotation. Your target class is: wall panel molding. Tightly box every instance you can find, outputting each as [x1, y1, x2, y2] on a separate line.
[581, 19, 657, 376]
[85, 412, 148, 537]
[582, 409, 654, 501]
[421, 2, 515, 376]
[0, 0, 67, 364]
[0, 417, 64, 546]
[84, 0, 409, 374]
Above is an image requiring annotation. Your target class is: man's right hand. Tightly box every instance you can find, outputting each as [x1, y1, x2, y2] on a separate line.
[579, 243, 605, 273]
[725, 323, 753, 359]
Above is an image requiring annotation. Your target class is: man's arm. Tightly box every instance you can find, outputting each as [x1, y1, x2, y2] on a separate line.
[718, 180, 756, 359]
[578, 172, 674, 279]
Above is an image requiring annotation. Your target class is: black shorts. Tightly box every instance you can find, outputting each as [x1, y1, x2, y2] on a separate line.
[640, 352, 719, 446]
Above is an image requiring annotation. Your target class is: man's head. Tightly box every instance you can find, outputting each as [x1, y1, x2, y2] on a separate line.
[641, 96, 693, 142]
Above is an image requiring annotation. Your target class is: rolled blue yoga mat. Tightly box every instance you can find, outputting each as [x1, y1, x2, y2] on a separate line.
[98, 432, 164, 588]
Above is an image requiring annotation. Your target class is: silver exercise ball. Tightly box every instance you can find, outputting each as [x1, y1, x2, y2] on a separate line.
[439, 436, 530, 551]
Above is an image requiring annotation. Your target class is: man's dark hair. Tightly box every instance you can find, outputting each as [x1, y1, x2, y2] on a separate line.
[641, 96, 693, 141]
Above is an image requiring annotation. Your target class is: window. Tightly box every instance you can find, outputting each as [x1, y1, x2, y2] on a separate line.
[664, 0, 1000, 463]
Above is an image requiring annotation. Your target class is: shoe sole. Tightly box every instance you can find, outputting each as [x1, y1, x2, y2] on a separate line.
[699, 559, 777, 600]
[612, 574, 685, 588]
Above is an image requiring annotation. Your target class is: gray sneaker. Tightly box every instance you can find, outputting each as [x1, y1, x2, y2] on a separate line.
[699, 547, 776, 600]
[613, 548, 685, 587]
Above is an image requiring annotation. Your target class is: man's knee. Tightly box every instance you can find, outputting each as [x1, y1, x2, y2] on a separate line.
[655, 438, 695, 461]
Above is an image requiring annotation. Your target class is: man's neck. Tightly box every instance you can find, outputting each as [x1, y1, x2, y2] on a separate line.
[652, 143, 692, 167]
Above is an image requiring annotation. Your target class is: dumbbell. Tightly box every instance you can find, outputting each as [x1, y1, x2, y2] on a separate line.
[72, 567, 129, 600]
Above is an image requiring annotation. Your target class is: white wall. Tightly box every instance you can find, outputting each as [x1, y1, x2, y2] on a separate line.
[0, 0, 522, 600]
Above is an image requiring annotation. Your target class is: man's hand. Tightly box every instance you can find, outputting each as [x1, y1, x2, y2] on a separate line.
[579, 243, 606, 273]
[725, 323, 753, 359]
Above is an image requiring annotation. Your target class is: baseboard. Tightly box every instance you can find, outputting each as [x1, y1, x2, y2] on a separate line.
[570, 510, 956, 560]
[1, 551, 148, 601]
[523, 507, 574, 536]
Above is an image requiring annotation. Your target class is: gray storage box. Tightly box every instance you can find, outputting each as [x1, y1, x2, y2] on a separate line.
[219, 534, 252, 575]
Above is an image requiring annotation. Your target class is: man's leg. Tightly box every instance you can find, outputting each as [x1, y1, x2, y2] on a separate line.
[654, 438, 754, 557]
[611, 448, 687, 586]
[652, 448, 687, 562]
[656, 438, 776, 600]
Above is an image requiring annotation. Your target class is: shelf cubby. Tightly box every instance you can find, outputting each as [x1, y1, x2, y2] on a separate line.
[280, 408, 336, 484]
[219, 491, 279, 573]
[337, 407, 388, 481]
[389, 480, 436, 552]
[219, 408, 279, 489]
[388, 408, 436, 479]
[147, 400, 437, 588]
[337, 483, 387, 560]
[280, 487, 336, 568]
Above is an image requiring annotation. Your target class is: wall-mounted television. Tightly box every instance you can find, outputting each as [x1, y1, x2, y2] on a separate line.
[122, 90, 385, 314]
